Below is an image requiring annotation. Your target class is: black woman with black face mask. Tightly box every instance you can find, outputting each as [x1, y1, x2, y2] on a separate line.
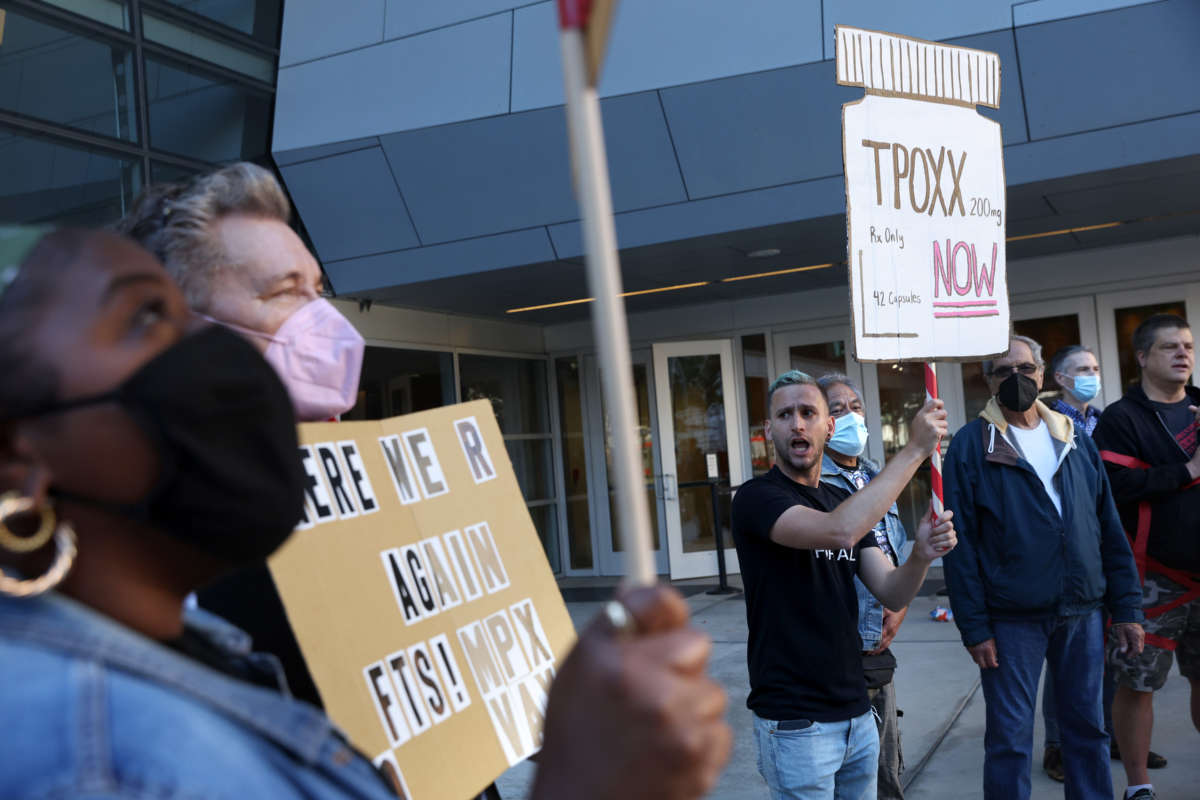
[0, 227, 731, 800]
[0, 226, 404, 799]
[941, 334, 1146, 800]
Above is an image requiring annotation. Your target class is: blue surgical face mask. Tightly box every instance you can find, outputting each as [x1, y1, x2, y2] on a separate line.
[829, 411, 869, 458]
[1067, 374, 1100, 403]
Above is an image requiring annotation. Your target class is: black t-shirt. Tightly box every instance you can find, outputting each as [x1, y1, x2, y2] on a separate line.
[731, 466, 879, 722]
[1154, 398, 1198, 457]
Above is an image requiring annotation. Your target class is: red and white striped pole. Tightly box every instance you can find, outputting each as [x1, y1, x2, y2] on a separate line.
[924, 362, 945, 520]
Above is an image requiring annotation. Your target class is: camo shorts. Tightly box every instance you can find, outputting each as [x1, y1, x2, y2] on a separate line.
[1108, 570, 1200, 692]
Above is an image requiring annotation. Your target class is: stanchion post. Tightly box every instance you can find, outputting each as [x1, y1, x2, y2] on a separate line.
[707, 479, 737, 596]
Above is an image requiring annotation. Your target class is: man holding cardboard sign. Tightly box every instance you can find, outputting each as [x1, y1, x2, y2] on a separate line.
[733, 370, 955, 799]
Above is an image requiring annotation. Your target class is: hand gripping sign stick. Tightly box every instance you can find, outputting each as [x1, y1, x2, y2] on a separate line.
[557, 0, 656, 586]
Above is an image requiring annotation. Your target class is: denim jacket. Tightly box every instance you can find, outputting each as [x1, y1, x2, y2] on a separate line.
[0, 591, 396, 800]
[821, 454, 909, 651]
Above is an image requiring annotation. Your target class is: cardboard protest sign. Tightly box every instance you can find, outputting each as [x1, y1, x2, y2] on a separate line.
[837, 26, 1010, 362]
[269, 400, 575, 800]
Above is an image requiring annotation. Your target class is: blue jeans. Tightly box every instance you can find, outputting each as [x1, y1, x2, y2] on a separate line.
[980, 611, 1111, 800]
[754, 710, 879, 800]
[1043, 654, 1116, 746]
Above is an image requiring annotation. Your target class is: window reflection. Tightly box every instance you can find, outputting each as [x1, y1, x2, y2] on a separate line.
[0, 124, 141, 224]
[786, 340, 846, 378]
[142, 11, 274, 81]
[555, 357, 592, 570]
[145, 54, 271, 163]
[742, 334, 771, 476]
[460, 354, 558, 568]
[0, 7, 136, 140]
[602, 363, 661, 552]
[163, 0, 282, 45]
[460, 354, 550, 436]
[342, 345, 453, 420]
[667, 354, 731, 555]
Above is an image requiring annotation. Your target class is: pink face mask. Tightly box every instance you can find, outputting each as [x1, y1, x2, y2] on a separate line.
[204, 298, 365, 421]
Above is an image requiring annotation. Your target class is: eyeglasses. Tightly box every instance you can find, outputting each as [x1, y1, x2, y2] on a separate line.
[989, 363, 1040, 379]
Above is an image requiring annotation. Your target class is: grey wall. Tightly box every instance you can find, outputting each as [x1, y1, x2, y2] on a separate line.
[272, 0, 1200, 309]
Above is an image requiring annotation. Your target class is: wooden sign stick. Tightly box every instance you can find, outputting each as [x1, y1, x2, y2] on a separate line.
[558, 1, 656, 585]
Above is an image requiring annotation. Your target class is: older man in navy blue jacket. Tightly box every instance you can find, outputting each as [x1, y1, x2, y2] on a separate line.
[943, 335, 1144, 800]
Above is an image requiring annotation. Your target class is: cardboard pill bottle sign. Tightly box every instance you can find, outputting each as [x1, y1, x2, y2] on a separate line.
[838, 26, 1009, 363]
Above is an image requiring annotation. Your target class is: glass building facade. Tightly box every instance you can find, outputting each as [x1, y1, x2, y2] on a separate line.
[0, 0, 281, 226]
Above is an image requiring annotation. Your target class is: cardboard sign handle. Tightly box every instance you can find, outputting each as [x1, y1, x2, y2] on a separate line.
[925, 362, 945, 519]
[560, 27, 656, 585]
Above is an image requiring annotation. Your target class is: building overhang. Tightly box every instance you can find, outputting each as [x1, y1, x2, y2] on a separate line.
[273, 1, 1200, 324]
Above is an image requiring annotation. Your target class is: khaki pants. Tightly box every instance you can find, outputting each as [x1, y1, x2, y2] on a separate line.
[868, 681, 904, 800]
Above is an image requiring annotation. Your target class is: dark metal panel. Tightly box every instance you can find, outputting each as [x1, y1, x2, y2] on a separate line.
[1015, 0, 1200, 139]
[1005, 110, 1200, 184]
[280, 147, 419, 262]
[277, 0, 384, 67]
[382, 92, 685, 244]
[660, 61, 855, 199]
[274, 136, 381, 166]
[549, 175, 847, 259]
[324, 227, 556, 294]
[944, 30, 1030, 146]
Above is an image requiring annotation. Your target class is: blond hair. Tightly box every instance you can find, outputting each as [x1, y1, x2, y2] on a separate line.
[116, 162, 291, 310]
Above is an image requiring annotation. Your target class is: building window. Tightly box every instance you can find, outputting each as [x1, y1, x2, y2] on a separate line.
[0, 7, 137, 140]
[599, 361, 662, 554]
[0, 0, 282, 227]
[555, 356, 593, 570]
[459, 354, 560, 571]
[161, 0, 282, 45]
[341, 346, 454, 421]
[741, 333, 771, 477]
[0, 123, 142, 224]
[144, 54, 272, 163]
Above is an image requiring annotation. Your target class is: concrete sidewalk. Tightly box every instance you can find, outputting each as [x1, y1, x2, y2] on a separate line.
[496, 584, 1199, 799]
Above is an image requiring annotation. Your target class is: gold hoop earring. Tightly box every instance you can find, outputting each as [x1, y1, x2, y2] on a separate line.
[0, 522, 77, 598]
[0, 492, 55, 553]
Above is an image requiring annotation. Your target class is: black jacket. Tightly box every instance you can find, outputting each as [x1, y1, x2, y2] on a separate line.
[1092, 383, 1200, 572]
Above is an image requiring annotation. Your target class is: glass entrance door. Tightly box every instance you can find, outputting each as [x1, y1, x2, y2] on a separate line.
[584, 352, 669, 576]
[652, 340, 746, 580]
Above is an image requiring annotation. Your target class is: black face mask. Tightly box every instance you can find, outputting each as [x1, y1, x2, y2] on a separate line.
[33, 325, 306, 564]
[996, 372, 1039, 413]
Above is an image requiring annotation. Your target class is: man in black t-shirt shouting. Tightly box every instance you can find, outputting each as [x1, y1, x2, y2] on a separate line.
[732, 370, 956, 800]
